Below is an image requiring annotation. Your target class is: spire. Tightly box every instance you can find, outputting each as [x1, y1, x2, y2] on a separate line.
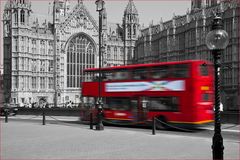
[102, 7, 107, 31]
[124, 0, 138, 15]
[173, 12, 176, 18]
[149, 20, 153, 26]
[159, 17, 164, 31]
[48, 2, 51, 15]
[160, 17, 163, 23]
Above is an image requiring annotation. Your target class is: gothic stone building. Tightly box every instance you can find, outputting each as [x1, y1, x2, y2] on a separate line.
[3, 0, 140, 105]
[134, 0, 240, 111]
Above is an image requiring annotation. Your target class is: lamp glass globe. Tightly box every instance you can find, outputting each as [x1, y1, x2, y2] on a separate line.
[206, 29, 229, 50]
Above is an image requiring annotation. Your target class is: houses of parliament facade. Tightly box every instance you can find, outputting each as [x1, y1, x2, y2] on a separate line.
[134, 0, 240, 112]
[3, 0, 239, 111]
[3, 0, 140, 106]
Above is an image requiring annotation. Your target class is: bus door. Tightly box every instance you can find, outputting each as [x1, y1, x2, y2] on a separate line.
[132, 97, 147, 122]
[136, 97, 148, 122]
[129, 98, 138, 121]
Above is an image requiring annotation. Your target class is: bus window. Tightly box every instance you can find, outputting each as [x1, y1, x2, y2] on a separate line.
[130, 99, 138, 111]
[132, 68, 148, 80]
[106, 97, 130, 110]
[112, 70, 129, 80]
[84, 72, 95, 82]
[200, 65, 209, 76]
[90, 73, 99, 82]
[172, 64, 189, 78]
[150, 66, 169, 79]
[102, 71, 113, 81]
[147, 97, 179, 111]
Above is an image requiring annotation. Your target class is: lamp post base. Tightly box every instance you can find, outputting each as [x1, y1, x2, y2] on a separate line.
[96, 123, 104, 130]
[96, 101, 104, 131]
[212, 133, 224, 160]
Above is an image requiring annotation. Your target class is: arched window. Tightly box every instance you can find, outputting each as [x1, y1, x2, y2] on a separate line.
[20, 10, 25, 24]
[40, 40, 45, 54]
[67, 34, 95, 88]
[127, 25, 131, 38]
[120, 47, 124, 59]
[133, 24, 136, 37]
[128, 47, 132, 58]
[14, 10, 18, 25]
[107, 46, 111, 59]
[114, 47, 117, 61]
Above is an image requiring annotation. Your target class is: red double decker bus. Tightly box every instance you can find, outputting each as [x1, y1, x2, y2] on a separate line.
[80, 60, 214, 128]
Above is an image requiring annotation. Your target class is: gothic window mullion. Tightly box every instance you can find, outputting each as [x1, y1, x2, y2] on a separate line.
[67, 34, 95, 88]
[75, 46, 78, 88]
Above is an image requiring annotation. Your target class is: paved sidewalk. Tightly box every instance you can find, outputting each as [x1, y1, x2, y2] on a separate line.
[204, 123, 240, 133]
[1, 117, 239, 160]
[5, 115, 240, 133]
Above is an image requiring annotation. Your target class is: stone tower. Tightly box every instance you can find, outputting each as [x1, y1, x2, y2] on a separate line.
[54, 0, 71, 19]
[3, 0, 32, 103]
[122, 0, 140, 64]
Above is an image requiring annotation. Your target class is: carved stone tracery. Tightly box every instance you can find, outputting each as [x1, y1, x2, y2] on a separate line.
[58, 3, 97, 36]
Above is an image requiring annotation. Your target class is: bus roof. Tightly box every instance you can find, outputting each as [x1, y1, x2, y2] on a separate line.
[84, 60, 211, 72]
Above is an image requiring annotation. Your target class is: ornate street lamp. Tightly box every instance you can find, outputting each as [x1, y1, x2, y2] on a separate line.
[206, 15, 229, 160]
[95, 0, 105, 130]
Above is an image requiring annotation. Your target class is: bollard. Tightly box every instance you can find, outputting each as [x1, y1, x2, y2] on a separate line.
[90, 112, 93, 129]
[42, 109, 46, 125]
[152, 117, 156, 135]
[5, 110, 8, 123]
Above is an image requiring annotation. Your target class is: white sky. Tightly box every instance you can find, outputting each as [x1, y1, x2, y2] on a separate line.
[0, 0, 191, 66]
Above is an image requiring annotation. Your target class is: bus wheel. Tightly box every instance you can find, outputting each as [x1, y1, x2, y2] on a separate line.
[156, 116, 169, 130]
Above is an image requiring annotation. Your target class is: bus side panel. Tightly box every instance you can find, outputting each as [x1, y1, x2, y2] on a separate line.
[179, 78, 196, 123]
[104, 110, 135, 121]
[82, 82, 99, 96]
[192, 77, 214, 124]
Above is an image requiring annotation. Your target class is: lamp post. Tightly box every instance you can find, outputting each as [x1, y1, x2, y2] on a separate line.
[95, 0, 105, 130]
[53, 1, 58, 108]
[206, 15, 229, 160]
